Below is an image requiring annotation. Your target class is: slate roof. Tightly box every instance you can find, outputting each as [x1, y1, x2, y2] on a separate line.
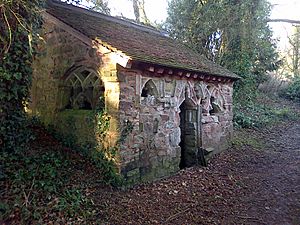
[47, 1, 239, 80]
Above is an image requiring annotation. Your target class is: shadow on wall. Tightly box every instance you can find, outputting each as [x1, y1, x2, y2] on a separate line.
[45, 65, 125, 186]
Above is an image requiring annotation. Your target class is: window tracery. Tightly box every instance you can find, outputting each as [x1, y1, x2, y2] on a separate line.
[64, 68, 104, 110]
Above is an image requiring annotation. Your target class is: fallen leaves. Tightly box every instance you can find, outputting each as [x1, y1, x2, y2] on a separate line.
[2, 110, 300, 224]
[90, 121, 300, 224]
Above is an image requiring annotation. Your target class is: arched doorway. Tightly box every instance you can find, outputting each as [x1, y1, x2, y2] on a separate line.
[179, 98, 199, 169]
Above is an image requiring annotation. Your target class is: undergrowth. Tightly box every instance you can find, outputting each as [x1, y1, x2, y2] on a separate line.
[0, 112, 132, 223]
[46, 116, 124, 187]
[232, 89, 299, 152]
[0, 149, 95, 223]
[279, 76, 300, 102]
[233, 93, 298, 128]
[46, 109, 133, 187]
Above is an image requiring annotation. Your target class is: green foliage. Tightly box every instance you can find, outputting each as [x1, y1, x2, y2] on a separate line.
[46, 123, 123, 186]
[232, 135, 265, 150]
[93, 110, 122, 185]
[47, 123, 78, 149]
[7, 152, 68, 194]
[0, 0, 44, 152]
[64, 0, 110, 14]
[233, 98, 297, 128]
[233, 103, 272, 128]
[280, 76, 300, 101]
[55, 189, 93, 218]
[95, 110, 111, 144]
[166, 0, 278, 102]
[54, 109, 95, 148]
[93, 110, 133, 186]
[0, 31, 34, 152]
[45, 106, 134, 187]
[89, 0, 110, 14]
[0, 150, 93, 222]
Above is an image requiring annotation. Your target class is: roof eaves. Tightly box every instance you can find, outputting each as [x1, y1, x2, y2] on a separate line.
[131, 56, 240, 80]
[131, 55, 240, 79]
[93, 38, 132, 68]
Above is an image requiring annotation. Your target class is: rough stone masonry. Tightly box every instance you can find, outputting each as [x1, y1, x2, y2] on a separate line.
[29, 1, 238, 184]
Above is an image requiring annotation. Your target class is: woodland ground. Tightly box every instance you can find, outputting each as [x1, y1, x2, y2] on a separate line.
[1, 97, 300, 224]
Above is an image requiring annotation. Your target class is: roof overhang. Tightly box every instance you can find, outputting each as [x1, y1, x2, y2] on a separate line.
[130, 61, 237, 83]
[43, 9, 239, 82]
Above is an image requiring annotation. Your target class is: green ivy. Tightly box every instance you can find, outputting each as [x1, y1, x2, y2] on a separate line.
[233, 98, 297, 129]
[93, 109, 134, 186]
[0, 0, 45, 152]
[44, 107, 134, 186]
[0, 147, 94, 222]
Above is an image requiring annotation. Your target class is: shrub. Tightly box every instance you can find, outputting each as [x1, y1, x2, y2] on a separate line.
[280, 76, 300, 101]
[233, 96, 296, 129]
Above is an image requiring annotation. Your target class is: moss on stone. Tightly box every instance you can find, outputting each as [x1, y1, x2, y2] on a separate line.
[55, 109, 96, 146]
[58, 109, 94, 118]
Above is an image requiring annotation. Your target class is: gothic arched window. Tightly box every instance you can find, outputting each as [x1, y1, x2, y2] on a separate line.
[63, 67, 104, 110]
[141, 79, 158, 97]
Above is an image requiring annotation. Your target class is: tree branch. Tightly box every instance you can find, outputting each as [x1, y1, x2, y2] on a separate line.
[267, 19, 300, 24]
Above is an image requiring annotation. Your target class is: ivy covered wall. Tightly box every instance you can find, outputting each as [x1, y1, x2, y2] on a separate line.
[0, 1, 44, 152]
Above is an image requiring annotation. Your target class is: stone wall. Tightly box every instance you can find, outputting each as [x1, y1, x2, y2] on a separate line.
[117, 67, 234, 183]
[31, 20, 100, 122]
[31, 19, 234, 185]
[30, 19, 120, 147]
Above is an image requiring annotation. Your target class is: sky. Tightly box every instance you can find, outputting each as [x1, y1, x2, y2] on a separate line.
[108, 0, 299, 43]
[107, 0, 168, 23]
[80, 0, 300, 51]
[268, 0, 300, 51]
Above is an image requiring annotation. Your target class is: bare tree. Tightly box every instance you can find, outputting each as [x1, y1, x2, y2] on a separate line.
[132, 0, 150, 24]
[267, 19, 300, 24]
[288, 26, 300, 76]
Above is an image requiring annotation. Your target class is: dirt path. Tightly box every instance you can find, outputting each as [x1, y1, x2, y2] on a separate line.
[237, 122, 300, 225]
[91, 120, 300, 224]
[3, 101, 299, 224]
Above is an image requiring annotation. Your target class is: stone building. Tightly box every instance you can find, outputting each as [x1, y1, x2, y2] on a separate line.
[30, 1, 239, 183]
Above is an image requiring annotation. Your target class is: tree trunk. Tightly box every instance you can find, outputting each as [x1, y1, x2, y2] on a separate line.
[132, 0, 150, 24]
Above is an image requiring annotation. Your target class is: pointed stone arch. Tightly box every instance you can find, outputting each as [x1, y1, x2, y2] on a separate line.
[61, 66, 105, 110]
[141, 79, 159, 97]
[178, 82, 198, 108]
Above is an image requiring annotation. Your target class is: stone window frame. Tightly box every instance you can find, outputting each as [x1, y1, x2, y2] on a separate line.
[141, 79, 159, 98]
[63, 66, 105, 110]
